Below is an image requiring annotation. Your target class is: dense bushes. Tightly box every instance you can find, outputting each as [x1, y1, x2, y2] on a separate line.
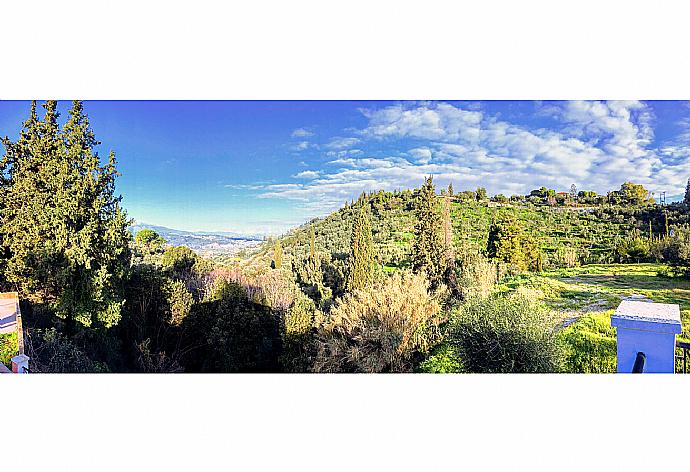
[313, 272, 443, 373]
[0, 332, 17, 368]
[449, 293, 563, 373]
[26, 328, 109, 373]
[661, 224, 690, 276]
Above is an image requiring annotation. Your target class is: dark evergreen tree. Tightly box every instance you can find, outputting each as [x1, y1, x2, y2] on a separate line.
[487, 214, 539, 271]
[273, 240, 283, 269]
[412, 177, 445, 288]
[685, 178, 690, 205]
[309, 225, 316, 264]
[442, 192, 458, 292]
[0, 101, 131, 328]
[345, 200, 374, 292]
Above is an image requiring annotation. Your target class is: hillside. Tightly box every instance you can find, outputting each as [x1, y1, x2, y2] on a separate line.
[257, 191, 677, 270]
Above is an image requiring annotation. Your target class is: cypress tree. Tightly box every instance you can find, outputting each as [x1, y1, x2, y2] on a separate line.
[665, 210, 670, 237]
[412, 177, 445, 288]
[273, 240, 283, 269]
[0, 101, 131, 329]
[648, 220, 653, 240]
[345, 200, 374, 292]
[685, 178, 690, 205]
[309, 225, 316, 264]
[442, 192, 458, 291]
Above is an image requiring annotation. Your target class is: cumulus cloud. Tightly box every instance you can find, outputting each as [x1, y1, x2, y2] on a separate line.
[260, 101, 690, 217]
[361, 102, 482, 143]
[409, 147, 433, 164]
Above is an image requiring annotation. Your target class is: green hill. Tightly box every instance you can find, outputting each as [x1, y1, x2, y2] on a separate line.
[256, 190, 672, 270]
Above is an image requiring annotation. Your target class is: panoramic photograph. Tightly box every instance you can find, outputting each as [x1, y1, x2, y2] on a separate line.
[2, 100, 689, 374]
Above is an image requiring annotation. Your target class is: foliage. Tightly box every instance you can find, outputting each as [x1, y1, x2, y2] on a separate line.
[558, 313, 616, 373]
[135, 229, 166, 252]
[273, 240, 283, 269]
[608, 182, 654, 206]
[313, 271, 443, 372]
[449, 293, 563, 373]
[661, 224, 690, 276]
[0, 332, 17, 368]
[161, 245, 198, 272]
[411, 177, 446, 288]
[615, 234, 651, 263]
[204, 279, 281, 372]
[457, 255, 502, 299]
[26, 328, 109, 373]
[280, 293, 317, 372]
[345, 200, 375, 292]
[487, 214, 540, 271]
[442, 192, 458, 291]
[134, 338, 183, 373]
[417, 343, 464, 373]
[162, 278, 194, 326]
[0, 101, 131, 329]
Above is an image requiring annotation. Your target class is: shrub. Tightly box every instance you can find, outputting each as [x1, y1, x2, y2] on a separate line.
[417, 343, 464, 373]
[457, 256, 500, 299]
[25, 328, 109, 373]
[205, 280, 281, 372]
[161, 246, 198, 272]
[487, 214, 540, 272]
[557, 313, 616, 373]
[0, 332, 18, 368]
[662, 224, 690, 276]
[313, 271, 443, 372]
[162, 278, 194, 326]
[280, 293, 317, 372]
[450, 293, 563, 373]
[135, 229, 167, 252]
[615, 235, 651, 263]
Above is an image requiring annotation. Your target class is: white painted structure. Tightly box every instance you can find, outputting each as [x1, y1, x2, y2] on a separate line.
[611, 300, 681, 373]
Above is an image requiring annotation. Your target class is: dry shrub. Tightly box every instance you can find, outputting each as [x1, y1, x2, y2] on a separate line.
[210, 265, 296, 312]
[255, 270, 296, 312]
[458, 256, 499, 299]
[557, 247, 578, 268]
[313, 271, 443, 373]
[135, 338, 183, 373]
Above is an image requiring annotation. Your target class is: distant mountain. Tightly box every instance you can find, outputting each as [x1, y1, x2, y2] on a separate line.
[129, 223, 264, 256]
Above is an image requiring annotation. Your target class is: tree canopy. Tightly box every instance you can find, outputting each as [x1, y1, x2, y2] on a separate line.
[0, 100, 131, 328]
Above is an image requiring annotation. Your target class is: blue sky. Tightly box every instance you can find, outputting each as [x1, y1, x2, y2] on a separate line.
[2, 100, 690, 235]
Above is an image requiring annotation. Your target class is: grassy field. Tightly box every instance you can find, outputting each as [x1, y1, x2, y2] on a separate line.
[501, 263, 690, 373]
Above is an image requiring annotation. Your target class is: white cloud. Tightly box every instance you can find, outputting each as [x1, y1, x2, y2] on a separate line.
[409, 147, 433, 164]
[260, 101, 690, 216]
[325, 136, 360, 150]
[361, 102, 482, 143]
[291, 128, 314, 138]
[292, 170, 320, 179]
